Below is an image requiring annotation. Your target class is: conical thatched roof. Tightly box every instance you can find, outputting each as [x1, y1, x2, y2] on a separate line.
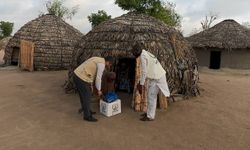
[0, 37, 11, 50]
[4, 14, 83, 70]
[65, 13, 199, 97]
[0, 37, 11, 65]
[187, 19, 250, 49]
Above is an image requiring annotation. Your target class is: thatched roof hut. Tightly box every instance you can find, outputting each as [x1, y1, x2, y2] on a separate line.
[187, 19, 250, 69]
[65, 13, 199, 110]
[0, 37, 11, 65]
[4, 14, 83, 70]
[0, 37, 11, 50]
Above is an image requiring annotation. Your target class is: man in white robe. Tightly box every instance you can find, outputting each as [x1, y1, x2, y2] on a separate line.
[132, 43, 170, 121]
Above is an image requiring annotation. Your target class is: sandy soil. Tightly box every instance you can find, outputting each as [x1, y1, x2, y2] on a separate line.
[0, 69, 249, 150]
[0, 50, 4, 65]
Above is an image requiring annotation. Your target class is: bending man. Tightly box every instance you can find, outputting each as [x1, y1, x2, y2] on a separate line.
[132, 43, 170, 121]
[73, 56, 113, 122]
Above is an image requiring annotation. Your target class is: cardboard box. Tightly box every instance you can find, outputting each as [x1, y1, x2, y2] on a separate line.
[100, 99, 121, 117]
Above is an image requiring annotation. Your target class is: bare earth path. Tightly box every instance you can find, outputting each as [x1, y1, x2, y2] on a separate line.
[0, 69, 249, 150]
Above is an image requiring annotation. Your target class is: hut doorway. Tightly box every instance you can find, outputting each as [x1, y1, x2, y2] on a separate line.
[115, 58, 136, 94]
[209, 51, 221, 69]
[11, 47, 20, 65]
[19, 40, 34, 71]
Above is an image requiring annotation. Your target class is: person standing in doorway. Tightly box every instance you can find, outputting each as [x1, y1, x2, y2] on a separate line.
[132, 43, 170, 121]
[73, 56, 113, 122]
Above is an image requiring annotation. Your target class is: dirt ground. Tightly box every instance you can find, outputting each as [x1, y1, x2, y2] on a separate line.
[0, 68, 249, 150]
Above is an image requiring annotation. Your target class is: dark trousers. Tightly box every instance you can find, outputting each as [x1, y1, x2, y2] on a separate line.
[73, 73, 92, 118]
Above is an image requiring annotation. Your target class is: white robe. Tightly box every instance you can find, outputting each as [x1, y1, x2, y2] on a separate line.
[139, 50, 170, 119]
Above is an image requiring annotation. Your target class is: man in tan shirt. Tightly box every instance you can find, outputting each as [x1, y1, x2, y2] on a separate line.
[73, 56, 113, 122]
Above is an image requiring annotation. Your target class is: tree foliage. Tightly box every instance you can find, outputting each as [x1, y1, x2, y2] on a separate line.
[242, 22, 250, 29]
[88, 10, 112, 28]
[189, 12, 218, 36]
[45, 0, 78, 19]
[115, 0, 181, 28]
[0, 21, 14, 39]
[201, 13, 218, 30]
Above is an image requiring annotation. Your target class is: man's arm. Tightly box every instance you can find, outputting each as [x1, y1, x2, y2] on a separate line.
[95, 63, 105, 92]
[140, 53, 147, 85]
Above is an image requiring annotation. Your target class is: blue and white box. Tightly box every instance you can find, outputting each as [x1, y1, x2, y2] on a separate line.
[100, 99, 121, 117]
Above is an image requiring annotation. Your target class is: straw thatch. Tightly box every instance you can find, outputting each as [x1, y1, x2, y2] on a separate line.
[0, 37, 11, 65]
[187, 19, 250, 49]
[4, 14, 83, 70]
[0, 37, 11, 50]
[65, 13, 199, 97]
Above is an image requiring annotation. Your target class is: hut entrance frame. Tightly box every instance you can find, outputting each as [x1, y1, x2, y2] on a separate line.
[19, 40, 34, 71]
[11, 47, 20, 65]
[115, 57, 136, 93]
[209, 51, 221, 69]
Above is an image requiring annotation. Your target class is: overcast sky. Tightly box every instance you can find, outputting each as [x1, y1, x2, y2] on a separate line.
[0, 0, 250, 36]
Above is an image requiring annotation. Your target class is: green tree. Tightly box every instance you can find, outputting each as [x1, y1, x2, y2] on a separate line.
[201, 13, 218, 30]
[88, 10, 112, 28]
[242, 22, 250, 29]
[115, 0, 181, 28]
[45, 0, 78, 19]
[0, 21, 14, 39]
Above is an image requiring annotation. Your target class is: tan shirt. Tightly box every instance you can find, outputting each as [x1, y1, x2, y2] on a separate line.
[140, 50, 166, 85]
[74, 57, 105, 91]
[140, 50, 170, 97]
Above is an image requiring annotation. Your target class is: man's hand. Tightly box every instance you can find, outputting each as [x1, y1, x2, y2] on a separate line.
[137, 83, 144, 95]
[97, 90, 103, 97]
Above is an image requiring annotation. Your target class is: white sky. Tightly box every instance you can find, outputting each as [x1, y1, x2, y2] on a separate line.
[0, 0, 250, 36]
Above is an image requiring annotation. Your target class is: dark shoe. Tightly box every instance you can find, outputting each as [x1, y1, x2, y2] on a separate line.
[140, 116, 154, 121]
[84, 116, 98, 122]
[78, 109, 96, 115]
[140, 113, 147, 117]
[78, 108, 83, 114]
[90, 110, 96, 115]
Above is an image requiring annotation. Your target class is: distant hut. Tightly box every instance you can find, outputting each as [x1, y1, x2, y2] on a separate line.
[65, 13, 199, 111]
[187, 19, 250, 69]
[0, 37, 11, 50]
[0, 37, 11, 65]
[4, 14, 83, 70]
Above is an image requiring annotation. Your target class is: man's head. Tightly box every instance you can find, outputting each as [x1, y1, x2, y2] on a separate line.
[132, 43, 143, 58]
[104, 56, 114, 70]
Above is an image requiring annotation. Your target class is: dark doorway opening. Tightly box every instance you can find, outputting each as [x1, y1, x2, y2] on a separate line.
[209, 51, 221, 69]
[115, 58, 136, 93]
[11, 47, 20, 66]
